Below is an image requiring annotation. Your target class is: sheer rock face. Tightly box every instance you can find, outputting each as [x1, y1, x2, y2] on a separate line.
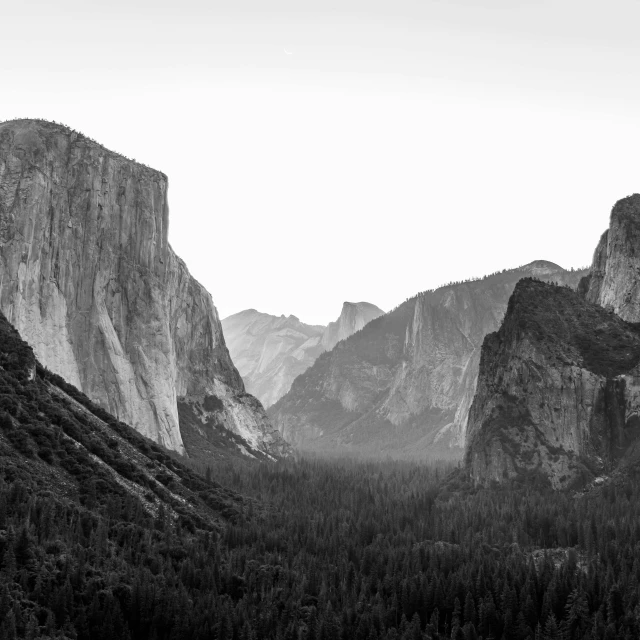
[269, 262, 586, 459]
[222, 310, 325, 408]
[321, 302, 385, 352]
[222, 302, 384, 409]
[465, 279, 640, 489]
[583, 194, 640, 321]
[0, 119, 287, 458]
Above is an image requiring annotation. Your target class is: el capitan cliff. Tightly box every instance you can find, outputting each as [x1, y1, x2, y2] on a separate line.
[0, 119, 288, 460]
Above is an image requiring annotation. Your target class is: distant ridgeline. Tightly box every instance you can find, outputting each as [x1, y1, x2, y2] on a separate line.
[391, 261, 589, 311]
[270, 260, 587, 460]
[466, 194, 640, 488]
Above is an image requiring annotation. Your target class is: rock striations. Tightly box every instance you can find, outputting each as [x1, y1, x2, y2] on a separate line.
[466, 195, 640, 488]
[0, 119, 288, 460]
[222, 302, 384, 408]
[269, 261, 586, 459]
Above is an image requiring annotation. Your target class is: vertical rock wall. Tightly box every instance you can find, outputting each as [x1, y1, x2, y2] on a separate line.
[0, 119, 287, 457]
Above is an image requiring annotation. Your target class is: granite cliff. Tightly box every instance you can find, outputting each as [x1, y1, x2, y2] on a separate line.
[466, 195, 640, 488]
[269, 261, 586, 459]
[0, 119, 288, 460]
[222, 302, 384, 408]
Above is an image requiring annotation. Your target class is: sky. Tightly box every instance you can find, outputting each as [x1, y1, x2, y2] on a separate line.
[4, 0, 640, 325]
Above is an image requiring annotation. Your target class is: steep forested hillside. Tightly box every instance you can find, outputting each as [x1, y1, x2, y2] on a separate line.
[0, 311, 249, 639]
[2, 312, 640, 639]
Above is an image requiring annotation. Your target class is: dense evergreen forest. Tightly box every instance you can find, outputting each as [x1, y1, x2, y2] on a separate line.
[1, 311, 640, 639]
[3, 444, 640, 639]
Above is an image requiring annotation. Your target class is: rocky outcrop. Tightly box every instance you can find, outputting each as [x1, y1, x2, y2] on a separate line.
[582, 194, 640, 321]
[269, 261, 587, 459]
[321, 302, 384, 351]
[465, 195, 640, 488]
[465, 279, 640, 489]
[222, 310, 325, 408]
[0, 119, 288, 459]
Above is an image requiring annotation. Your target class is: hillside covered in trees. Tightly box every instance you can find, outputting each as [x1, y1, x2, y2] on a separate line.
[1, 311, 640, 639]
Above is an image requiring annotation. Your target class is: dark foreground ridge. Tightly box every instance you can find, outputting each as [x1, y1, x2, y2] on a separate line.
[466, 278, 640, 489]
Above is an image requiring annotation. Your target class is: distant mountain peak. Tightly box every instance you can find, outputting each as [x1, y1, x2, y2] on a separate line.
[321, 302, 385, 351]
[520, 259, 564, 272]
[222, 302, 384, 408]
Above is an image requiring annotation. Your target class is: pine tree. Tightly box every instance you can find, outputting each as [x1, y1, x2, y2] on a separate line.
[463, 592, 476, 627]
[543, 614, 561, 640]
[563, 588, 589, 640]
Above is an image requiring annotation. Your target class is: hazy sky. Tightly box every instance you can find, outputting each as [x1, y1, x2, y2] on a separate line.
[4, 1, 640, 324]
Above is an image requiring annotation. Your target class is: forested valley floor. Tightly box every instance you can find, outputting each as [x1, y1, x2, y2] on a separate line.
[3, 442, 640, 640]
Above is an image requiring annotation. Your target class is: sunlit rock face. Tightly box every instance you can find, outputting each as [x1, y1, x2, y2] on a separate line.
[269, 261, 586, 460]
[0, 119, 288, 458]
[222, 302, 384, 408]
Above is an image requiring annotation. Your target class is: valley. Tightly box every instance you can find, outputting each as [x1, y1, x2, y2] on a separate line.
[2, 118, 640, 640]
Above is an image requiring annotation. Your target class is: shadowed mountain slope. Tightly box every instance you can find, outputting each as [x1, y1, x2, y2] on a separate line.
[0, 309, 246, 532]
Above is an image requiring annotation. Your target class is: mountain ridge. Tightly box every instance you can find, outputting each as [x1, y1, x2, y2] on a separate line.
[269, 261, 587, 459]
